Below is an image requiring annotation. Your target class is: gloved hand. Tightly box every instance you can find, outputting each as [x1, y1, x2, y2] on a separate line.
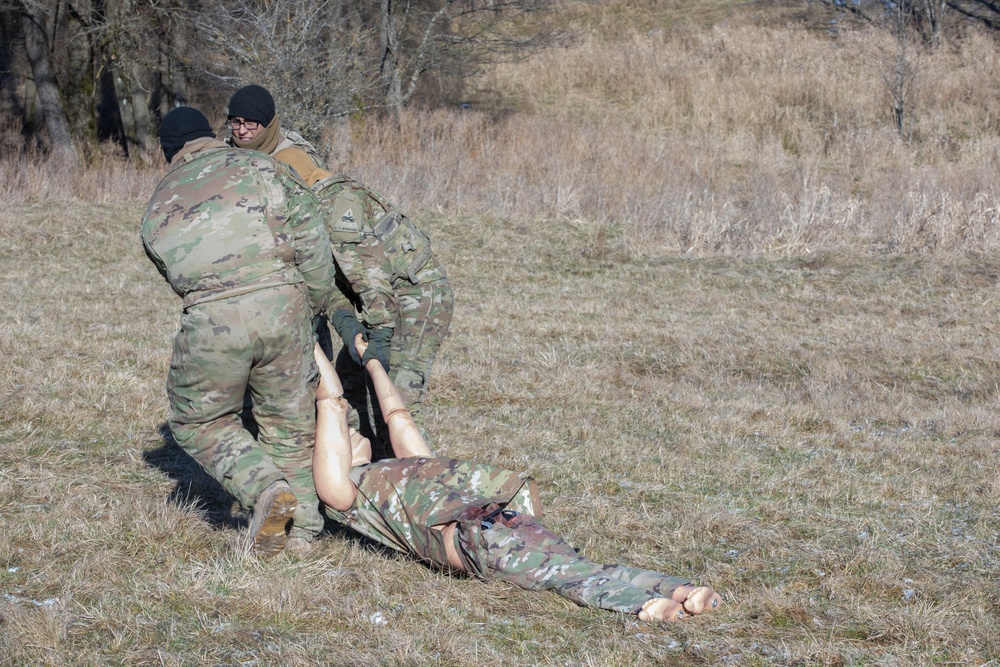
[361, 327, 393, 373]
[311, 313, 327, 337]
[329, 310, 364, 365]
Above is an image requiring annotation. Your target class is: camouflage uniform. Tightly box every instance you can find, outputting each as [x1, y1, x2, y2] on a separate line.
[324, 457, 692, 614]
[315, 174, 453, 459]
[237, 130, 453, 458]
[141, 139, 335, 540]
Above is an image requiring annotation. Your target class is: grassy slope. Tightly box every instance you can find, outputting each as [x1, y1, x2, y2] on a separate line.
[1, 198, 997, 665]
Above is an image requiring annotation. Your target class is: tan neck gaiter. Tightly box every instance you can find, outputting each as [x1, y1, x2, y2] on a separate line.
[232, 114, 282, 155]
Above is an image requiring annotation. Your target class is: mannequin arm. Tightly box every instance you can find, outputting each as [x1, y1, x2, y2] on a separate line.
[312, 343, 357, 511]
[354, 335, 433, 458]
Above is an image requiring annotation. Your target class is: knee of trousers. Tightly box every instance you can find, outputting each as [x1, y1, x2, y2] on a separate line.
[454, 520, 549, 588]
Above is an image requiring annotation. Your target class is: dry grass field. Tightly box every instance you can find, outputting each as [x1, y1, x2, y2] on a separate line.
[2, 194, 998, 666]
[2, 2, 999, 665]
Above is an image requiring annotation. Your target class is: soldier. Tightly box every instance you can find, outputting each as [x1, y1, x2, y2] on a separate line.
[225, 84, 454, 460]
[310, 342, 724, 622]
[140, 107, 336, 556]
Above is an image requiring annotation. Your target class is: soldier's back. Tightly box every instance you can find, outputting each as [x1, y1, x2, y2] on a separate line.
[141, 148, 303, 305]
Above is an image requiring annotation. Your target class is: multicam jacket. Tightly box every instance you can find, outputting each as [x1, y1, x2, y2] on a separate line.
[324, 457, 541, 567]
[140, 139, 334, 314]
[232, 129, 438, 329]
[314, 173, 436, 327]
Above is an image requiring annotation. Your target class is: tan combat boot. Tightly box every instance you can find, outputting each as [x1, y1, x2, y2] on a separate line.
[249, 480, 297, 556]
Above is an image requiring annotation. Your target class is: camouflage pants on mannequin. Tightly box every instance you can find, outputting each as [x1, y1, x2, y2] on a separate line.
[456, 507, 691, 614]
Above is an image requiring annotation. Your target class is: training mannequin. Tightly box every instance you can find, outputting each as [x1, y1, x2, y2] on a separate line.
[312, 342, 723, 622]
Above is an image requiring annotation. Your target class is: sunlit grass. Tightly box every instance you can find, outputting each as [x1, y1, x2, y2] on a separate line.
[2, 196, 997, 664]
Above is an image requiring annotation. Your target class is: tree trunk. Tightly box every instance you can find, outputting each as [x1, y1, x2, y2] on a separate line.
[127, 60, 153, 161]
[110, 55, 160, 162]
[925, 0, 947, 47]
[20, 4, 79, 164]
[379, 0, 402, 109]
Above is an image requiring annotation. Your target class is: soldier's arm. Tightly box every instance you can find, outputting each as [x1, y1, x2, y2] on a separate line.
[323, 187, 400, 329]
[327, 281, 355, 313]
[282, 173, 336, 315]
[334, 236, 400, 329]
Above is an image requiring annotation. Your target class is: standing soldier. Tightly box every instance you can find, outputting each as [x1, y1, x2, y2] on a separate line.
[140, 107, 336, 556]
[225, 84, 454, 460]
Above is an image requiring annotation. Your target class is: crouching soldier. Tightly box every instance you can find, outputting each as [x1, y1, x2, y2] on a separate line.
[140, 107, 336, 556]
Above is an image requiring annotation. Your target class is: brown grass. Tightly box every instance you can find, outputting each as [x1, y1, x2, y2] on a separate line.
[318, 18, 1000, 256]
[3, 195, 998, 665]
[2, 4, 999, 666]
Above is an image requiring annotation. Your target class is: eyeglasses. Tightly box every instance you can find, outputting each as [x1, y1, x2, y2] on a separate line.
[226, 117, 261, 131]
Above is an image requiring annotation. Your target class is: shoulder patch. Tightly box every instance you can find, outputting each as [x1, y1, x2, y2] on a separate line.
[332, 208, 361, 233]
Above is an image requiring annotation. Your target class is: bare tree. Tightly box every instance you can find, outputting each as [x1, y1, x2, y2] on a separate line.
[918, 0, 948, 46]
[91, 0, 203, 161]
[817, 0, 948, 45]
[819, 0, 927, 139]
[3, 0, 192, 161]
[379, 0, 401, 106]
[3, 0, 566, 158]
[196, 0, 378, 140]
[886, 0, 921, 139]
[374, 0, 566, 109]
[17, 0, 79, 163]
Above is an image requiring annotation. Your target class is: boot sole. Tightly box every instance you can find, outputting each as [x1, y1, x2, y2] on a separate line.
[252, 489, 298, 557]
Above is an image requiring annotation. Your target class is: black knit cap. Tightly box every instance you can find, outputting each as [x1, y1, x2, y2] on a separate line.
[227, 85, 276, 126]
[159, 107, 215, 162]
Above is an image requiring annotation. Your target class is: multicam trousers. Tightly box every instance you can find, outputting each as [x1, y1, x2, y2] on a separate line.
[166, 284, 324, 539]
[335, 259, 453, 460]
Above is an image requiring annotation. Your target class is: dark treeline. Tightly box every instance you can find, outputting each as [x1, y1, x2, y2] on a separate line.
[0, 0, 563, 164]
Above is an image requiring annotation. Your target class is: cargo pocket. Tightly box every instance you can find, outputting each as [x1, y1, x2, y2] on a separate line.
[394, 366, 427, 394]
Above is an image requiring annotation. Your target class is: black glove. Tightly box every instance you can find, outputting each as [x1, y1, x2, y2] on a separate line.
[311, 313, 327, 337]
[361, 327, 393, 373]
[330, 310, 364, 365]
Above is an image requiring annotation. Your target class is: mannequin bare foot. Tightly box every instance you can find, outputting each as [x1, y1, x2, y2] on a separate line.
[638, 597, 686, 622]
[672, 585, 723, 615]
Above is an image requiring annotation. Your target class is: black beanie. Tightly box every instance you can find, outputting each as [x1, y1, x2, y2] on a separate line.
[227, 85, 276, 126]
[159, 107, 215, 162]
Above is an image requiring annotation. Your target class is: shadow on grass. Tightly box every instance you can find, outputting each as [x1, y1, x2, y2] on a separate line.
[141, 423, 247, 531]
[139, 422, 407, 560]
